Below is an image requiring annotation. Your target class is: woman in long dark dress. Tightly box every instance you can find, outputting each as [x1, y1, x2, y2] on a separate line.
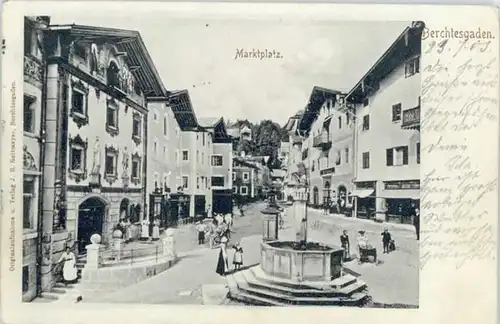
[215, 236, 229, 276]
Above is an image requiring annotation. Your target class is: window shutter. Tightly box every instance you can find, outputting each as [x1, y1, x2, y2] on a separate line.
[386, 149, 393, 166]
[403, 146, 409, 165]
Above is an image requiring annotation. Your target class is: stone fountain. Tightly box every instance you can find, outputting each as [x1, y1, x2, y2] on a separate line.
[225, 186, 370, 306]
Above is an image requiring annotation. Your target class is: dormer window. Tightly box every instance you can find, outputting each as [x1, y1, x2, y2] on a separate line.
[107, 61, 120, 89]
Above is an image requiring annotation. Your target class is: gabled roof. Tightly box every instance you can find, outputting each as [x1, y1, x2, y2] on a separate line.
[167, 90, 199, 130]
[198, 117, 221, 128]
[47, 24, 168, 99]
[297, 86, 341, 135]
[347, 21, 424, 103]
[199, 117, 232, 143]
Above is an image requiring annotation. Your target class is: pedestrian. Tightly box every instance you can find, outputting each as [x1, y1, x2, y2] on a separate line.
[206, 204, 212, 218]
[196, 221, 206, 245]
[125, 218, 133, 243]
[152, 218, 160, 241]
[340, 230, 350, 260]
[57, 246, 78, 286]
[215, 236, 229, 276]
[215, 213, 224, 226]
[224, 213, 233, 227]
[381, 227, 392, 253]
[323, 200, 329, 215]
[232, 243, 244, 271]
[413, 207, 420, 241]
[141, 217, 150, 241]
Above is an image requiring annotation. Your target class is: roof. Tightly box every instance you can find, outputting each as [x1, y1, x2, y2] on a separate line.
[167, 90, 199, 130]
[47, 24, 168, 99]
[347, 21, 424, 103]
[233, 157, 260, 169]
[297, 86, 341, 135]
[198, 117, 221, 128]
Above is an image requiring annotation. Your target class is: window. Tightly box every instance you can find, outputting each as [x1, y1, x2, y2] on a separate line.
[345, 148, 349, 164]
[362, 152, 370, 169]
[23, 95, 36, 133]
[417, 142, 420, 164]
[23, 178, 35, 230]
[311, 161, 315, 172]
[105, 98, 119, 136]
[131, 157, 140, 179]
[72, 91, 85, 114]
[182, 150, 189, 161]
[346, 113, 350, 125]
[362, 115, 370, 131]
[68, 135, 88, 182]
[386, 146, 409, 166]
[107, 61, 120, 89]
[405, 56, 420, 77]
[202, 152, 205, 164]
[363, 98, 369, 107]
[132, 112, 142, 144]
[338, 116, 342, 129]
[154, 113, 157, 121]
[233, 187, 238, 194]
[336, 150, 341, 165]
[232, 172, 236, 180]
[22, 265, 29, 293]
[240, 186, 248, 195]
[104, 146, 119, 185]
[163, 117, 167, 136]
[163, 146, 167, 159]
[154, 142, 157, 155]
[392, 103, 402, 122]
[182, 176, 189, 189]
[197, 177, 200, 189]
[243, 172, 250, 181]
[211, 176, 225, 187]
[211, 155, 223, 166]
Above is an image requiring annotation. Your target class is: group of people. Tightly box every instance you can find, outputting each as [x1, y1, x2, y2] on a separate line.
[115, 217, 161, 242]
[339, 227, 395, 262]
[195, 213, 234, 248]
[215, 237, 244, 276]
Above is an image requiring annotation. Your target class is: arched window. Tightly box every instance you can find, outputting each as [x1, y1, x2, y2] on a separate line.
[107, 61, 120, 89]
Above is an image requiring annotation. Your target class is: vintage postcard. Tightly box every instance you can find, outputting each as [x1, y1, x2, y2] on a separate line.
[0, 2, 498, 324]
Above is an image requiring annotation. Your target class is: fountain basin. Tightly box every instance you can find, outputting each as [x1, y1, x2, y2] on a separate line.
[260, 240, 344, 282]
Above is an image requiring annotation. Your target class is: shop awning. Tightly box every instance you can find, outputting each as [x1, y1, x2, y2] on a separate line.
[380, 190, 420, 200]
[351, 189, 375, 198]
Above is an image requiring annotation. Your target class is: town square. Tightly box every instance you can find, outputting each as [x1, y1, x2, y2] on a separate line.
[22, 15, 421, 307]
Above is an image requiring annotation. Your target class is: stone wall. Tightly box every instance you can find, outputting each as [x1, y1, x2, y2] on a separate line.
[22, 237, 37, 302]
[81, 258, 177, 300]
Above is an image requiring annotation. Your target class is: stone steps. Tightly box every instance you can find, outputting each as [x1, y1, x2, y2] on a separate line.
[242, 268, 366, 298]
[226, 266, 370, 307]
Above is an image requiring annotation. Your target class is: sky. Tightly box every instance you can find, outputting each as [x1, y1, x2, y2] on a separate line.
[48, 13, 408, 125]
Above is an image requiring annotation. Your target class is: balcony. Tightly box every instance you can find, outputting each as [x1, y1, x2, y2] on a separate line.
[312, 132, 332, 150]
[24, 55, 43, 88]
[402, 106, 420, 130]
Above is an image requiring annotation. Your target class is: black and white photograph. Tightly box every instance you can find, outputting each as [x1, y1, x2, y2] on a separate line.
[21, 14, 422, 308]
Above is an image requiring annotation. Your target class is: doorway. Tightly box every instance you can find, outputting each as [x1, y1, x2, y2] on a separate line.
[77, 196, 106, 255]
[313, 186, 319, 207]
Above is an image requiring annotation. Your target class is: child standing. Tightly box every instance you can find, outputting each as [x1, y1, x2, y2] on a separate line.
[232, 243, 244, 271]
[381, 228, 392, 253]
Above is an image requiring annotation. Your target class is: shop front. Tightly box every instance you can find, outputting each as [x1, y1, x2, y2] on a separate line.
[352, 181, 376, 219]
[381, 180, 420, 224]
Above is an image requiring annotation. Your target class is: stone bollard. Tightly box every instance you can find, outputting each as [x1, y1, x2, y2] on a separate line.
[162, 228, 177, 261]
[85, 234, 104, 269]
[112, 229, 124, 262]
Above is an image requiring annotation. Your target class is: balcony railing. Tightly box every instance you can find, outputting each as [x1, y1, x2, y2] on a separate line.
[312, 132, 332, 150]
[24, 55, 43, 87]
[402, 106, 420, 130]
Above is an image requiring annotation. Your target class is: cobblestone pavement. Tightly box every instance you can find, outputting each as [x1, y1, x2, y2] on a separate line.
[94, 203, 418, 306]
[93, 202, 268, 304]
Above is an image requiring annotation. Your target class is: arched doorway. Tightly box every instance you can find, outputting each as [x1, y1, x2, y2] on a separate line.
[119, 198, 130, 221]
[77, 197, 107, 254]
[337, 185, 347, 212]
[313, 186, 319, 206]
